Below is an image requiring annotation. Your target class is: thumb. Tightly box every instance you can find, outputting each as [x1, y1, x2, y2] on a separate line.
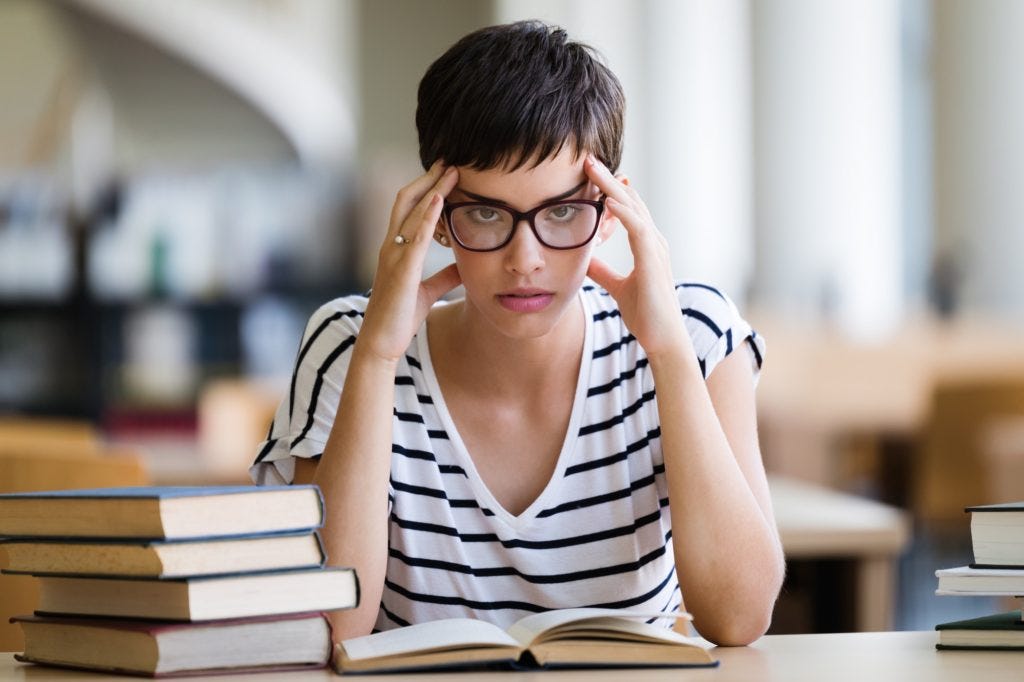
[421, 263, 462, 304]
[587, 257, 624, 295]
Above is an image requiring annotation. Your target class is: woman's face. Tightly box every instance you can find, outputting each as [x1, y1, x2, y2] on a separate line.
[440, 148, 615, 341]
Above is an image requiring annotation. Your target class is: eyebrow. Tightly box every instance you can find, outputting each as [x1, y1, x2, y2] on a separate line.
[457, 180, 588, 206]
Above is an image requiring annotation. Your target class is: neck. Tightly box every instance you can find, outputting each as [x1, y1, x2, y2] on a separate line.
[430, 294, 585, 397]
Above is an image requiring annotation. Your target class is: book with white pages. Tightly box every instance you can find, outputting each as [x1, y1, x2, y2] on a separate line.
[935, 565, 1024, 596]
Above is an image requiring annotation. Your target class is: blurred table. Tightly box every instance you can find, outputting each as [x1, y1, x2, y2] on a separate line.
[751, 312, 1024, 497]
[769, 475, 910, 631]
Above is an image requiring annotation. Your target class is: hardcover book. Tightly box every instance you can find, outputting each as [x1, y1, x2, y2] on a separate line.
[0, 485, 324, 540]
[935, 565, 1024, 596]
[966, 502, 1024, 568]
[1, 531, 326, 578]
[33, 566, 359, 621]
[334, 608, 716, 673]
[13, 612, 332, 677]
[935, 610, 1024, 650]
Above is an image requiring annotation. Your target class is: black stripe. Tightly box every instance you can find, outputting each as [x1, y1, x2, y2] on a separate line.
[405, 354, 422, 370]
[698, 357, 707, 378]
[394, 376, 415, 387]
[291, 334, 357, 449]
[378, 602, 411, 628]
[392, 444, 435, 462]
[675, 282, 725, 300]
[391, 480, 493, 514]
[383, 578, 549, 613]
[681, 308, 723, 338]
[726, 328, 734, 355]
[416, 394, 434, 405]
[537, 466, 663, 518]
[394, 409, 425, 424]
[389, 506, 664, 550]
[438, 464, 468, 476]
[288, 309, 362, 420]
[586, 358, 649, 397]
[564, 427, 660, 476]
[750, 330, 763, 368]
[428, 429, 450, 440]
[578, 389, 656, 437]
[593, 333, 635, 359]
[383, 564, 678, 614]
[253, 436, 279, 464]
[592, 309, 621, 323]
[388, 534, 669, 584]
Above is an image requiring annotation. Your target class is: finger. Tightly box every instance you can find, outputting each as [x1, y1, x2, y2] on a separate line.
[403, 166, 458, 248]
[584, 155, 634, 207]
[388, 161, 447, 237]
[421, 263, 462, 304]
[587, 257, 625, 295]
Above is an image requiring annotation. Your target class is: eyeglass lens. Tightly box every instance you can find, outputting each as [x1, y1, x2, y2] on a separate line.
[449, 202, 599, 250]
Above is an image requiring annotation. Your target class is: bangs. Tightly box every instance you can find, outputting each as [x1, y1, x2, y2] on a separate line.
[417, 22, 624, 173]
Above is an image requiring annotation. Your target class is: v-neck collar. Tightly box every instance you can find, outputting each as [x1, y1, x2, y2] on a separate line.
[416, 290, 595, 531]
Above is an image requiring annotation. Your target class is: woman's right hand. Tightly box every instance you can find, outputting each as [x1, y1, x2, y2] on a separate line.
[357, 162, 462, 363]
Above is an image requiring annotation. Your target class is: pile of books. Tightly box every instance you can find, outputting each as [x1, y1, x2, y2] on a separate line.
[933, 501, 1023, 650]
[0, 485, 358, 676]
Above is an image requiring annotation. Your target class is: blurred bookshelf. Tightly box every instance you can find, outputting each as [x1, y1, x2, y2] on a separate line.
[0, 167, 358, 427]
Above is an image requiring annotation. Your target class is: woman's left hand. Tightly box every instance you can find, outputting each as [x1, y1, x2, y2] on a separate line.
[584, 155, 691, 360]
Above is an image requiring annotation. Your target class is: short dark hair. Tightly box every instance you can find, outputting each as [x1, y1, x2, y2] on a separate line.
[416, 20, 625, 173]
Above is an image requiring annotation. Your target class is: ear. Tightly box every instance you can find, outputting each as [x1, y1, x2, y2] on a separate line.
[434, 221, 452, 248]
[595, 206, 619, 245]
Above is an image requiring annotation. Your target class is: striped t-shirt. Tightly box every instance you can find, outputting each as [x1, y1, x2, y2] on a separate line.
[250, 280, 765, 632]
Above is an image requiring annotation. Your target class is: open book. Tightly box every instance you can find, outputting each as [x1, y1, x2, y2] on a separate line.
[335, 608, 716, 673]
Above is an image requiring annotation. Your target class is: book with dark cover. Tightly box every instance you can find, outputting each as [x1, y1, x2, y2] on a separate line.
[935, 610, 1024, 650]
[13, 612, 332, 677]
[966, 502, 1024, 568]
[0, 485, 324, 540]
[1, 531, 326, 579]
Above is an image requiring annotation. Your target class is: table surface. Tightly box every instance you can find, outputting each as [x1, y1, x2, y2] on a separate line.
[3, 631, 1020, 681]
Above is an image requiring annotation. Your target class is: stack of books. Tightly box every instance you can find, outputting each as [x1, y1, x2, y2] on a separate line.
[0, 485, 358, 676]
[934, 501, 1024, 650]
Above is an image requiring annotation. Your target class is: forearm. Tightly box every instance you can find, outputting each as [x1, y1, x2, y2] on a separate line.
[312, 343, 399, 640]
[650, 348, 784, 645]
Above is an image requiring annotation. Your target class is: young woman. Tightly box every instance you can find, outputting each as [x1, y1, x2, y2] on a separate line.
[250, 21, 783, 646]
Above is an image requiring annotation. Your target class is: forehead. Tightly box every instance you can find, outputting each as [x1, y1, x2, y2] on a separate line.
[453, 148, 588, 206]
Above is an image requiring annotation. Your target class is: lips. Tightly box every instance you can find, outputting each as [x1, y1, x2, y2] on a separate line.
[496, 288, 555, 313]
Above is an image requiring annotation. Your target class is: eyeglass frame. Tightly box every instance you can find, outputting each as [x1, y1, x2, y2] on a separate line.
[441, 195, 607, 252]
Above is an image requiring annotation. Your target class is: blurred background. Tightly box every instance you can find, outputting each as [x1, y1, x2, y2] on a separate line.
[1, 0, 1023, 640]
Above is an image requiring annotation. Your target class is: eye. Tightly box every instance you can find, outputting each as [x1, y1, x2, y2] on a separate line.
[544, 204, 580, 222]
[467, 207, 503, 223]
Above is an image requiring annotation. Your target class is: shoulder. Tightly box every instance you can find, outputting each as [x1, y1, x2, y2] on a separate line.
[673, 280, 764, 380]
[300, 293, 368, 343]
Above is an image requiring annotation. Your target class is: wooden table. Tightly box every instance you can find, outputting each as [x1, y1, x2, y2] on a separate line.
[2, 631, 1019, 681]
[769, 475, 910, 631]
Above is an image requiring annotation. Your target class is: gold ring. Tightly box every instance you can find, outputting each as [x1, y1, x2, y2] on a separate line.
[394, 235, 410, 245]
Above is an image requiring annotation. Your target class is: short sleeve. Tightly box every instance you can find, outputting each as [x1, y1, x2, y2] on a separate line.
[675, 281, 765, 386]
[249, 296, 366, 485]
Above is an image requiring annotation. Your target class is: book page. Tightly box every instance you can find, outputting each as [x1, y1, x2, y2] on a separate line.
[340, 619, 521, 661]
[505, 608, 697, 648]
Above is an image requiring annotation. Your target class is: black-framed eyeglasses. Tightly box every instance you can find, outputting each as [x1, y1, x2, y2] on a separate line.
[442, 196, 606, 252]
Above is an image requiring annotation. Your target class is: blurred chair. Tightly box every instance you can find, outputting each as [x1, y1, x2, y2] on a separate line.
[0, 416, 100, 459]
[912, 378, 1024, 524]
[0, 443, 148, 652]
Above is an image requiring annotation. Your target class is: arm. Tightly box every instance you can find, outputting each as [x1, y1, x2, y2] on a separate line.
[295, 162, 462, 640]
[584, 155, 783, 645]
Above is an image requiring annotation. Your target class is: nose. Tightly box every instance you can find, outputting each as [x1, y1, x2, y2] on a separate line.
[504, 218, 545, 275]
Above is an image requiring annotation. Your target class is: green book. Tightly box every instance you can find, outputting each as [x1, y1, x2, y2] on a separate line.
[935, 610, 1024, 650]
